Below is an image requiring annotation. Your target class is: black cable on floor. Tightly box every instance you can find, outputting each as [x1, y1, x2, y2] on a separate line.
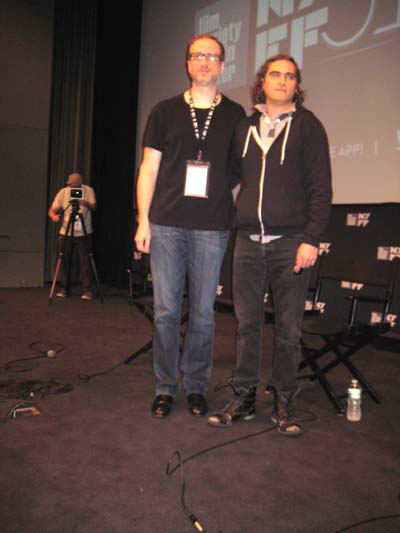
[335, 513, 400, 532]
[1, 339, 128, 384]
[0, 341, 65, 373]
[1, 355, 46, 374]
[166, 423, 278, 532]
[0, 378, 73, 401]
[29, 341, 65, 356]
[78, 359, 127, 383]
[167, 451, 207, 532]
[0, 341, 72, 420]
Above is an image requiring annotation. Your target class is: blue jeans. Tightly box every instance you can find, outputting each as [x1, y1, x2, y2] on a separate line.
[232, 230, 311, 394]
[150, 224, 229, 397]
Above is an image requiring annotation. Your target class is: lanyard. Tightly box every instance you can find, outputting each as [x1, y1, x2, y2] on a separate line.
[188, 90, 218, 160]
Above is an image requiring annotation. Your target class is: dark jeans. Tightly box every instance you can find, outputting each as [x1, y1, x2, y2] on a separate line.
[232, 230, 311, 394]
[58, 234, 94, 293]
[150, 224, 229, 397]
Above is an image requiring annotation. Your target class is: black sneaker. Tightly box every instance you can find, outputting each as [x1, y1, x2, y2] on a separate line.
[208, 386, 257, 427]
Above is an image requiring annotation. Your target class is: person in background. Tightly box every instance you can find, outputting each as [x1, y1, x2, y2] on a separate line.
[48, 172, 97, 300]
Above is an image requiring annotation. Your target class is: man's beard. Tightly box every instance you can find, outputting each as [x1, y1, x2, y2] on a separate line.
[191, 72, 218, 87]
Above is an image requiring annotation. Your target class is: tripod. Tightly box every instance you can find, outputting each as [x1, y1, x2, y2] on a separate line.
[49, 200, 103, 303]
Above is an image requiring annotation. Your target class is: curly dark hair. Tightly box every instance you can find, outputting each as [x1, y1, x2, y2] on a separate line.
[251, 54, 305, 106]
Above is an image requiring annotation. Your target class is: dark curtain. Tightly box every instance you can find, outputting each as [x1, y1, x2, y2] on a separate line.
[90, 2, 142, 287]
[45, 0, 142, 288]
[45, 1, 98, 281]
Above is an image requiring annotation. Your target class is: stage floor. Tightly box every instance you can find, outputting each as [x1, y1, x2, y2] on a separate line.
[1, 287, 399, 532]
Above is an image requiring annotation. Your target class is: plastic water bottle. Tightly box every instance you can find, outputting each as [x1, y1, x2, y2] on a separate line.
[347, 379, 362, 422]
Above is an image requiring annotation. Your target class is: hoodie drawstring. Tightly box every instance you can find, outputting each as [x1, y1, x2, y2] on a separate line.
[242, 126, 253, 158]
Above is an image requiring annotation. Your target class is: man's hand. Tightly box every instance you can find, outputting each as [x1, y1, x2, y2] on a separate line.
[48, 206, 61, 223]
[294, 243, 319, 273]
[135, 220, 151, 254]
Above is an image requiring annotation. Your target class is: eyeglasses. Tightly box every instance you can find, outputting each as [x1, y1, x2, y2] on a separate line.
[268, 71, 297, 82]
[188, 52, 222, 63]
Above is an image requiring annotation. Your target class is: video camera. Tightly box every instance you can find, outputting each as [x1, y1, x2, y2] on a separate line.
[70, 187, 84, 200]
[69, 187, 84, 213]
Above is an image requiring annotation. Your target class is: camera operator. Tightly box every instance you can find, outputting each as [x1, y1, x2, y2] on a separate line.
[48, 172, 96, 300]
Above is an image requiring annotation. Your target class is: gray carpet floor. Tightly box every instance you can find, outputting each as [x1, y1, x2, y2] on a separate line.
[1, 287, 399, 533]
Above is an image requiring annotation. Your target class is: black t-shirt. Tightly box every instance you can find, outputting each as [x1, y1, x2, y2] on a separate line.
[143, 93, 245, 230]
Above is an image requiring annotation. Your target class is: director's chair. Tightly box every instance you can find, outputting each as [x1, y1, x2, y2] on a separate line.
[299, 255, 399, 414]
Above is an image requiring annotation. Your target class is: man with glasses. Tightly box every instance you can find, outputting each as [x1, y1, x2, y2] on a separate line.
[135, 34, 245, 419]
[208, 54, 332, 437]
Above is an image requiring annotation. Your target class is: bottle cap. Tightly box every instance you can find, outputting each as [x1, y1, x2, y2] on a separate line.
[349, 387, 361, 400]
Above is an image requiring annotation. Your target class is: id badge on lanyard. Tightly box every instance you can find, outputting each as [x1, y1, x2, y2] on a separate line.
[184, 158, 210, 198]
[184, 90, 217, 199]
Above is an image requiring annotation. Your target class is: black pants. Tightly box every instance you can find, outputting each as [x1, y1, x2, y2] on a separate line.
[58, 234, 94, 293]
[232, 231, 311, 394]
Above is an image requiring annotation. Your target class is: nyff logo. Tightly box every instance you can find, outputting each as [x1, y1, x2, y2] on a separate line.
[305, 300, 325, 313]
[346, 213, 370, 227]
[319, 242, 331, 255]
[255, 0, 328, 68]
[255, 0, 400, 68]
[371, 312, 397, 327]
[377, 246, 400, 261]
[341, 281, 364, 291]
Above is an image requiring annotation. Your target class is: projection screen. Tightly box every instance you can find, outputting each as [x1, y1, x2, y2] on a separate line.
[137, 0, 400, 204]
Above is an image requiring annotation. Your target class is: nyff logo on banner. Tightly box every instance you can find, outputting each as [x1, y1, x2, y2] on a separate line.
[305, 299, 325, 313]
[341, 281, 364, 291]
[304, 300, 314, 311]
[377, 246, 400, 261]
[371, 312, 397, 327]
[195, 1, 400, 88]
[319, 242, 330, 255]
[346, 213, 370, 227]
[256, 0, 328, 68]
[255, 0, 400, 68]
[386, 314, 398, 327]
